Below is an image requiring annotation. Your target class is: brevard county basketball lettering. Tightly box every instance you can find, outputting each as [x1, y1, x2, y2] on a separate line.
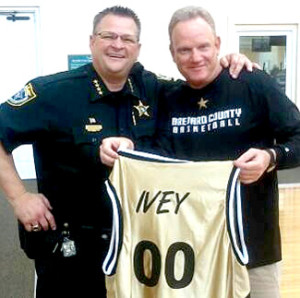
[171, 108, 242, 134]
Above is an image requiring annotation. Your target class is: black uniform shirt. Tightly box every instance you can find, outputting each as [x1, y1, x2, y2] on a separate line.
[0, 62, 159, 229]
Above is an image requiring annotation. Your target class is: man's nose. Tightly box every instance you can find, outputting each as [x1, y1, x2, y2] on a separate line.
[111, 37, 125, 48]
[190, 48, 202, 62]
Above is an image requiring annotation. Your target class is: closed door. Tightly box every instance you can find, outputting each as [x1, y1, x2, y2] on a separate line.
[0, 8, 40, 179]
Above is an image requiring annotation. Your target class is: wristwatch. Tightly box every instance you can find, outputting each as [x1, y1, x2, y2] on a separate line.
[265, 149, 276, 172]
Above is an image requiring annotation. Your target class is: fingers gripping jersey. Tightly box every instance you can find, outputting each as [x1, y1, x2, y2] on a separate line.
[103, 149, 250, 298]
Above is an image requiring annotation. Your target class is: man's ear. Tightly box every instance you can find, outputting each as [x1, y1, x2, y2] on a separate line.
[134, 43, 142, 62]
[215, 36, 221, 55]
[170, 44, 176, 62]
[89, 35, 95, 48]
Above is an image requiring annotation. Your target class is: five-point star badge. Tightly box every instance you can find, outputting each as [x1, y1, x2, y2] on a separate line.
[197, 97, 209, 109]
[134, 100, 150, 117]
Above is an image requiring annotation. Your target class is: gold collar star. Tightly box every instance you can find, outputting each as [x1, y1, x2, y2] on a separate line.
[92, 79, 103, 96]
[197, 97, 209, 109]
[134, 100, 150, 117]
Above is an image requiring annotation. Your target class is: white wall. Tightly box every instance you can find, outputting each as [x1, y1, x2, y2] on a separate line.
[1, 0, 299, 102]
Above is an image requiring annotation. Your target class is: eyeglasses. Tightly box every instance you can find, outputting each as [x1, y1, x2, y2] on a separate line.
[95, 31, 138, 45]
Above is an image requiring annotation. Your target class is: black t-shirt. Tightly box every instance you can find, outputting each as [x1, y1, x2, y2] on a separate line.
[154, 68, 300, 267]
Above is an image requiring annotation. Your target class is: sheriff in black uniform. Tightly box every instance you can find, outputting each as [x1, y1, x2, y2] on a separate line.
[0, 7, 159, 298]
[0, 61, 159, 297]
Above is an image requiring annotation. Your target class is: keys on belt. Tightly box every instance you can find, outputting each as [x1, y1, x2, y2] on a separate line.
[52, 222, 77, 257]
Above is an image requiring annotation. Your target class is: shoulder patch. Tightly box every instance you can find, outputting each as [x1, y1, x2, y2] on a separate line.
[7, 83, 37, 107]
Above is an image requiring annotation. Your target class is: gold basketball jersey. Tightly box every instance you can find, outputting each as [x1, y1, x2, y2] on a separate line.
[103, 149, 250, 298]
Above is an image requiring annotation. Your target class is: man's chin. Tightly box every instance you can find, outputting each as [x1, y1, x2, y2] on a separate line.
[105, 62, 125, 72]
[187, 74, 206, 84]
[107, 60, 128, 70]
[106, 65, 132, 77]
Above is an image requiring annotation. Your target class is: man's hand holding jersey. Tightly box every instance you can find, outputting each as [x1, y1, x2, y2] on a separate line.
[233, 148, 276, 184]
[100, 137, 134, 167]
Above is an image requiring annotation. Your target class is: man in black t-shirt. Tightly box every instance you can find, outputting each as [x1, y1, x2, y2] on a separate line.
[100, 6, 300, 298]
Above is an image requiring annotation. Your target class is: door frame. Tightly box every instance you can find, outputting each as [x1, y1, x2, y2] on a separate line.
[0, 6, 41, 180]
[227, 17, 299, 105]
[0, 6, 42, 76]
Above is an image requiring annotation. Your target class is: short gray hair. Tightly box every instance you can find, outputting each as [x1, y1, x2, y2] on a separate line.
[93, 6, 141, 41]
[168, 6, 216, 40]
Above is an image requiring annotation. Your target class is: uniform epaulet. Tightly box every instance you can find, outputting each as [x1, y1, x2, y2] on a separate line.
[31, 64, 89, 88]
[6, 64, 91, 107]
[156, 73, 184, 86]
[156, 74, 183, 89]
[156, 73, 175, 82]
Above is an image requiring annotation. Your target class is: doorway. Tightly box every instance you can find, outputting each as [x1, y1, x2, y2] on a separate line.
[230, 23, 299, 185]
[0, 7, 40, 298]
[234, 24, 297, 102]
[0, 8, 41, 179]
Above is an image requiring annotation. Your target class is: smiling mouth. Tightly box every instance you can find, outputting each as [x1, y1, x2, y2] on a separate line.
[188, 65, 206, 72]
[191, 64, 205, 69]
[108, 53, 125, 59]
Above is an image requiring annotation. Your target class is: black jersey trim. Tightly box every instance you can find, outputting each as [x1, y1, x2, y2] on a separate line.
[118, 148, 187, 163]
[226, 167, 249, 265]
[102, 180, 123, 276]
